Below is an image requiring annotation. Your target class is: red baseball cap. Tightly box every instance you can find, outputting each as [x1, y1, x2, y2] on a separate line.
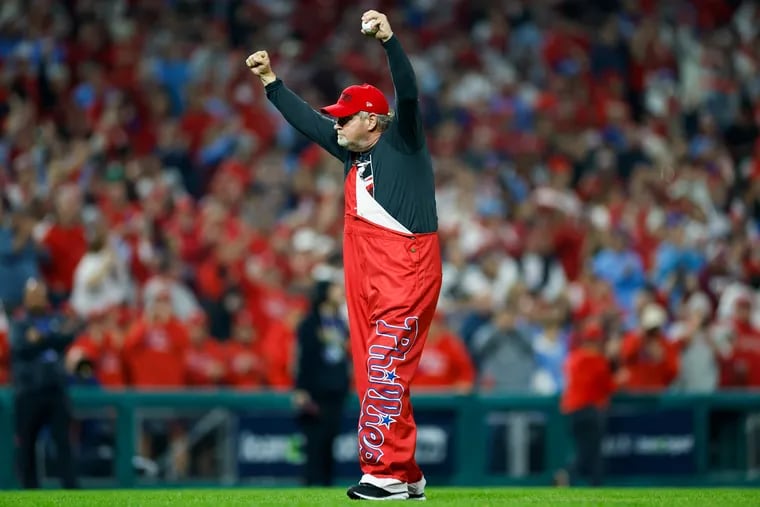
[321, 84, 389, 117]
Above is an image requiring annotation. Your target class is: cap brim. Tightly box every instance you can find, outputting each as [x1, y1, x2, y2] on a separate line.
[320, 102, 359, 117]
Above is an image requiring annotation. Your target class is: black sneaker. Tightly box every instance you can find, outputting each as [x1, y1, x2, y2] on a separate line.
[347, 482, 410, 501]
[407, 492, 426, 501]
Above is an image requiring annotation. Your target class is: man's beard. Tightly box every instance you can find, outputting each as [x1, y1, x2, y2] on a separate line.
[336, 133, 348, 147]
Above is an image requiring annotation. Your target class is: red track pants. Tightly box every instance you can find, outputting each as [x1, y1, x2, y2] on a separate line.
[343, 212, 442, 483]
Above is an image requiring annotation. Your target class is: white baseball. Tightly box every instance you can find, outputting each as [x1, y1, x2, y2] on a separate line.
[362, 20, 378, 34]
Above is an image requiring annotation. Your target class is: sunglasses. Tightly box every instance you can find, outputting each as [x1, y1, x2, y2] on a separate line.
[336, 114, 357, 127]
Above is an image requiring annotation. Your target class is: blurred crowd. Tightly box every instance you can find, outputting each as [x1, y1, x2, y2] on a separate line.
[2, 0, 760, 395]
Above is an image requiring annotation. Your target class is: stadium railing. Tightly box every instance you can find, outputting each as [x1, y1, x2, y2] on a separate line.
[0, 388, 759, 488]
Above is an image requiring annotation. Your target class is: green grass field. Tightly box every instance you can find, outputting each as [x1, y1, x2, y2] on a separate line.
[0, 488, 758, 507]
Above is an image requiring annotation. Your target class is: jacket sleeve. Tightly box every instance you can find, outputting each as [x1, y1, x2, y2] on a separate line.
[265, 79, 348, 162]
[383, 36, 424, 151]
[10, 319, 76, 359]
[10, 322, 39, 360]
[49, 330, 77, 352]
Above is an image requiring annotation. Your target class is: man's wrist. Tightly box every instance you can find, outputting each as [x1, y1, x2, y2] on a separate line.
[260, 73, 277, 86]
[381, 33, 394, 44]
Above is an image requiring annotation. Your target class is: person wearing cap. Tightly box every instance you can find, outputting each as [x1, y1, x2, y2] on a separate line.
[246, 9, 439, 501]
[557, 322, 616, 487]
[618, 303, 679, 391]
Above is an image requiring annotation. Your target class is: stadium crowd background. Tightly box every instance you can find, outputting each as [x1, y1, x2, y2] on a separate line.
[1, 0, 760, 396]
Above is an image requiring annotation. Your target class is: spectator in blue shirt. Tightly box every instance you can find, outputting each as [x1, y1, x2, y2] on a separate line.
[653, 222, 706, 310]
[0, 205, 43, 311]
[592, 229, 646, 325]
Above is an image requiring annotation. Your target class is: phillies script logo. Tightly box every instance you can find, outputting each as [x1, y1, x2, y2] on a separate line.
[358, 316, 419, 465]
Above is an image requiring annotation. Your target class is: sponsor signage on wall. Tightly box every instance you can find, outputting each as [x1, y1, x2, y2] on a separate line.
[236, 410, 455, 479]
[603, 407, 696, 475]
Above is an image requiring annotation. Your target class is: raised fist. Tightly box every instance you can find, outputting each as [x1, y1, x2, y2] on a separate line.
[361, 10, 393, 42]
[245, 50, 276, 85]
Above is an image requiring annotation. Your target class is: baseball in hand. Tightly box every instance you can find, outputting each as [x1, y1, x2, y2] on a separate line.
[362, 20, 378, 35]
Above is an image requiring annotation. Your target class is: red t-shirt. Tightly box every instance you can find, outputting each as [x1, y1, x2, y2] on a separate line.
[242, 283, 293, 338]
[561, 348, 615, 413]
[413, 332, 475, 390]
[185, 338, 228, 387]
[260, 319, 297, 389]
[723, 320, 760, 387]
[69, 333, 126, 388]
[180, 108, 214, 156]
[553, 220, 586, 282]
[224, 339, 269, 389]
[41, 223, 88, 294]
[122, 318, 189, 388]
[196, 257, 245, 302]
[619, 332, 679, 391]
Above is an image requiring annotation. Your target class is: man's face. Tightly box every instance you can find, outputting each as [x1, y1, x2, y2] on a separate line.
[152, 294, 173, 321]
[24, 280, 48, 310]
[56, 186, 82, 223]
[334, 112, 374, 149]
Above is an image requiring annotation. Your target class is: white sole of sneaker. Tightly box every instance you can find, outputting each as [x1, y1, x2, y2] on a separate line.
[351, 491, 410, 501]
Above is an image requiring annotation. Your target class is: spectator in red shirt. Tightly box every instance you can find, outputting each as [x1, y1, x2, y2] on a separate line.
[414, 314, 475, 393]
[66, 310, 126, 388]
[225, 310, 269, 389]
[261, 301, 307, 390]
[122, 290, 189, 388]
[184, 311, 227, 388]
[723, 295, 760, 387]
[164, 197, 204, 267]
[558, 323, 616, 487]
[39, 185, 87, 305]
[619, 303, 679, 392]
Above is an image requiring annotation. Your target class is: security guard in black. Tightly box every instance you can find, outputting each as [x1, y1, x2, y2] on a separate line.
[10, 279, 79, 489]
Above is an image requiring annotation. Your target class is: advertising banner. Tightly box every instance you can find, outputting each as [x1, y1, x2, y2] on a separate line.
[603, 407, 696, 475]
[236, 410, 456, 480]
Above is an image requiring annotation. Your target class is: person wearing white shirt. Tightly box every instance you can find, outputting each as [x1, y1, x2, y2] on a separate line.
[70, 227, 131, 318]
